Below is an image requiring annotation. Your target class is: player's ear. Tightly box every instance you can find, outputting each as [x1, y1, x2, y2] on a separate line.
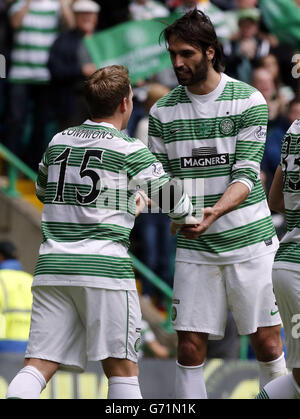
[206, 46, 215, 64]
[120, 97, 127, 113]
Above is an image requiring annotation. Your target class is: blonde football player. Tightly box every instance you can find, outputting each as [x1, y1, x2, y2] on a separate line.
[6, 65, 195, 399]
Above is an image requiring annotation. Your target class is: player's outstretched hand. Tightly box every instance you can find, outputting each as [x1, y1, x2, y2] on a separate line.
[178, 207, 218, 239]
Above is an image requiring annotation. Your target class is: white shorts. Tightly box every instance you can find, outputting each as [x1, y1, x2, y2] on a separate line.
[273, 268, 300, 369]
[25, 286, 142, 372]
[172, 253, 281, 339]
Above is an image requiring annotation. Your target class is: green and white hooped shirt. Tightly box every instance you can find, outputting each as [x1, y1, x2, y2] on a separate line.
[34, 120, 192, 289]
[149, 73, 279, 265]
[274, 118, 300, 270]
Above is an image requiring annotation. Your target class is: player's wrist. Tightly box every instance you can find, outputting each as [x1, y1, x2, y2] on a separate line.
[208, 205, 222, 221]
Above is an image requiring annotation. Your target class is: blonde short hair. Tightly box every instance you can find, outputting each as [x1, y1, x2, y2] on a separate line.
[84, 65, 131, 118]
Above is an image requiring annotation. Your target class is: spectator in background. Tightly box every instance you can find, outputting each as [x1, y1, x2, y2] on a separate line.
[129, 0, 170, 21]
[0, 241, 33, 350]
[252, 67, 286, 128]
[0, 241, 22, 271]
[48, 0, 99, 131]
[4, 0, 74, 171]
[265, 43, 298, 98]
[225, 0, 297, 96]
[223, 8, 271, 85]
[225, 0, 259, 39]
[259, 53, 295, 106]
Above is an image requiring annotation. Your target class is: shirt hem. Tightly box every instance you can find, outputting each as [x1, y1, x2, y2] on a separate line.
[175, 247, 278, 265]
[32, 279, 137, 291]
[273, 262, 300, 272]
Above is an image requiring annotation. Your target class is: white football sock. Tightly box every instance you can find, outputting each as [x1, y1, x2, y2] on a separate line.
[256, 372, 300, 399]
[175, 361, 207, 399]
[6, 366, 46, 399]
[258, 352, 287, 389]
[107, 376, 142, 399]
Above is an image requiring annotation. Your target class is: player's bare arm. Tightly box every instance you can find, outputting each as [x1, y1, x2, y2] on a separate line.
[268, 165, 285, 214]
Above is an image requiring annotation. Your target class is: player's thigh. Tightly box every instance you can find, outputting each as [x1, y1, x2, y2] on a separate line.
[273, 268, 300, 368]
[225, 253, 281, 336]
[172, 261, 227, 339]
[25, 286, 85, 366]
[82, 288, 142, 364]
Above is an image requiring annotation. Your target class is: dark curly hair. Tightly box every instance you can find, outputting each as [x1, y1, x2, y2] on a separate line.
[160, 8, 225, 73]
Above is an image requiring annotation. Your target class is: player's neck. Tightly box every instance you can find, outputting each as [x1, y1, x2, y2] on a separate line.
[187, 69, 221, 96]
[91, 115, 122, 131]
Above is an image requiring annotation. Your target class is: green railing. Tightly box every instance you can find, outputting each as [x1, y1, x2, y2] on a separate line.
[0, 142, 37, 197]
[239, 336, 249, 360]
[0, 142, 249, 359]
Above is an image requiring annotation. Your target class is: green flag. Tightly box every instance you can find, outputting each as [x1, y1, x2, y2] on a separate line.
[259, 0, 300, 49]
[83, 13, 180, 84]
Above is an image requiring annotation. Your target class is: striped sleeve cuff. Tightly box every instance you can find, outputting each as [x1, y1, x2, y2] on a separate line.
[229, 178, 254, 193]
[168, 193, 193, 223]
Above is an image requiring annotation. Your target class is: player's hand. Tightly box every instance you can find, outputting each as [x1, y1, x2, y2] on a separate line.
[170, 215, 201, 236]
[135, 190, 151, 217]
[179, 207, 218, 239]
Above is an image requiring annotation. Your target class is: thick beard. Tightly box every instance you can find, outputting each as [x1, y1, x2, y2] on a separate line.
[175, 56, 209, 86]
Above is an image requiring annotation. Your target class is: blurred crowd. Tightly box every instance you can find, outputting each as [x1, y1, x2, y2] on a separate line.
[1, 0, 300, 317]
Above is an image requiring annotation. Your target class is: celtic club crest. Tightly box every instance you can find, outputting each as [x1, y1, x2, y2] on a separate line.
[219, 118, 235, 135]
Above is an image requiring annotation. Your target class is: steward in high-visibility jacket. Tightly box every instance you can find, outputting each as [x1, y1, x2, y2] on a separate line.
[0, 269, 33, 340]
